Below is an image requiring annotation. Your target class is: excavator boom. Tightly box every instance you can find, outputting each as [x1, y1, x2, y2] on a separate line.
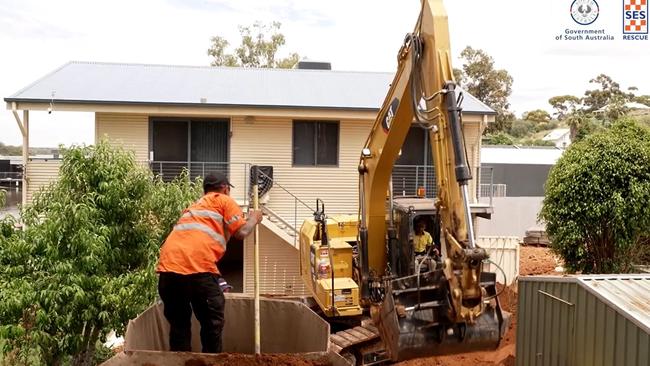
[300, 0, 507, 362]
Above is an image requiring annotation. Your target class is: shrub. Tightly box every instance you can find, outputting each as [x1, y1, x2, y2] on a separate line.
[0, 140, 202, 365]
[540, 119, 650, 273]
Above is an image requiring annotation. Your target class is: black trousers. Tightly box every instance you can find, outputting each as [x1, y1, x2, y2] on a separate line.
[158, 272, 225, 353]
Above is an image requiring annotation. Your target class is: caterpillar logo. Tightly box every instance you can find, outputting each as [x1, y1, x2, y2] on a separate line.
[623, 0, 648, 38]
[382, 98, 400, 133]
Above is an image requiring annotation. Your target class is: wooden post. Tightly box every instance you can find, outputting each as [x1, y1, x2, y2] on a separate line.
[252, 165, 261, 354]
[11, 103, 28, 208]
[22, 110, 29, 207]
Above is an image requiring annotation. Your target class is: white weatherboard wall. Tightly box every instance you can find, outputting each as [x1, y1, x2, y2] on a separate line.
[95, 113, 149, 162]
[477, 236, 520, 286]
[26, 159, 62, 203]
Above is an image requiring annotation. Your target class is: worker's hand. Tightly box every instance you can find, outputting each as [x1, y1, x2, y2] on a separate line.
[248, 209, 263, 224]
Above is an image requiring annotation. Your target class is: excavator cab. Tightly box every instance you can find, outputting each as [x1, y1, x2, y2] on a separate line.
[378, 199, 506, 361]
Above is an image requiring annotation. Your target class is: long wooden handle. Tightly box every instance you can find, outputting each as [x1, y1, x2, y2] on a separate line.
[252, 167, 261, 354]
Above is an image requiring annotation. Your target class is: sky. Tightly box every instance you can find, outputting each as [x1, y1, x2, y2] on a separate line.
[1, 0, 648, 147]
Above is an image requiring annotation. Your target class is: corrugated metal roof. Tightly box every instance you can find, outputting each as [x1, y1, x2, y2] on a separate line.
[542, 128, 570, 141]
[481, 146, 564, 165]
[5, 61, 495, 114]
[580, 275, 650, 335]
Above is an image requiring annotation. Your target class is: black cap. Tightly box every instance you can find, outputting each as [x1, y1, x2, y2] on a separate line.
[203, 172, 234, 192]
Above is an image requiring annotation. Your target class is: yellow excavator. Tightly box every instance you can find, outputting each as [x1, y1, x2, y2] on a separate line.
[300, 0, 508, 363]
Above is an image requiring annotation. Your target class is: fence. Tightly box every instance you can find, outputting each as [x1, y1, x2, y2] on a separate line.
[476, 236, 520, 286]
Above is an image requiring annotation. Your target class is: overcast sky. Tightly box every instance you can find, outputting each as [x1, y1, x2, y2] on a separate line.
[1, 0, 648, 147]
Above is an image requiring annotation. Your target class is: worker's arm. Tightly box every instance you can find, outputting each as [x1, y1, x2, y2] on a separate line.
[233, 210, 263, 240]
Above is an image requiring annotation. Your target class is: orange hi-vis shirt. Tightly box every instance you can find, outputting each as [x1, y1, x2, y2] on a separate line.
[157, 192, 247, 275]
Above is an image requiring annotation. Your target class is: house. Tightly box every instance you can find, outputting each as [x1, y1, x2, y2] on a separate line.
[542, 128, 571, 148]
[479, 145, 564, 238]
[5, 60, 495, 296]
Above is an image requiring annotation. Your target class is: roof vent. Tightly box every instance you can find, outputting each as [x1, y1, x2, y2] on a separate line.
[296, 61, 331, 70]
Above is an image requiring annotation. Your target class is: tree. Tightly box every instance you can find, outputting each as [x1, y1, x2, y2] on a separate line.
[548, 95, 581, 121]
[208, 21, 300, 68]
[582, 74, 635, 113]
[482, 132, 515, 145]
[0, 141, 202, 365]
[522, 109, 551, 123]
[540, 119, 650, 273]
[455, 46, 514, 133]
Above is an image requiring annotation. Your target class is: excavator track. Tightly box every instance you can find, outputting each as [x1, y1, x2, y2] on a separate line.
[329, 322, 389, 365]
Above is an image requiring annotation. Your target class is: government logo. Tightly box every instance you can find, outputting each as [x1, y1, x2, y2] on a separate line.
[571, 0, 600, 25]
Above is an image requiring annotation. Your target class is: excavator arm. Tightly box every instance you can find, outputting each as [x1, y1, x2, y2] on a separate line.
[298, 0, 506, 362]
[358, 0, 483, 321]
[356, 0, 506, 360]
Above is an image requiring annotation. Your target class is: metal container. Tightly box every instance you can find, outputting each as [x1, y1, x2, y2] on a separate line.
[102, 294, 346, 365]
[517, 275, 650, 366]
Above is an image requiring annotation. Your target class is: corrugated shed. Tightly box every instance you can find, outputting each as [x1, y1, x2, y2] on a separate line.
[95, 113, 149, 161]
[6, 61, 495, 114]
[580, 276, 650, 335]
[242, 225, 309, 296]
[26, 159, 61, 203]
[517, 275, 650, 366]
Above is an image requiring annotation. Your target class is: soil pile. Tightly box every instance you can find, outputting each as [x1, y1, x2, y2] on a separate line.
[520, 246, 558, 276]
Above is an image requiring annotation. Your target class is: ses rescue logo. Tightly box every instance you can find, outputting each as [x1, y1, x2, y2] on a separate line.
[623, 0, 648, 39]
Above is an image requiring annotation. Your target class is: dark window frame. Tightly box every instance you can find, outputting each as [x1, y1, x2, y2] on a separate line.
[292, 120, 340, 167]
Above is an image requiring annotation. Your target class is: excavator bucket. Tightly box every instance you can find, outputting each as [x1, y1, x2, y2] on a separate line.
[376, 270, 509, 362]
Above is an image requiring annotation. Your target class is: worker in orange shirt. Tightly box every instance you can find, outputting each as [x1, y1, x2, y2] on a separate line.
[157, 172, 263, 353]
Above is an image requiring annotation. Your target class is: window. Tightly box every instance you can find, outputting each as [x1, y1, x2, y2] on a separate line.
[292, 121, 339, 166]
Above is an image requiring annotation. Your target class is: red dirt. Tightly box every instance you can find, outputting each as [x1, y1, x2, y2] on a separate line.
[520, 246, 559, 276]
[204, 354, 332, 366]
[395, 246, 557, 366]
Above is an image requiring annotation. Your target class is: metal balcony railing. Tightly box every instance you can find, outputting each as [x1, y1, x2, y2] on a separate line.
[391, 165, 498, 204]
[149, 162, 500, 246]
[149, 161, 314, 247]
[150, 161, 253, 206]
[0, 172, 23, 181]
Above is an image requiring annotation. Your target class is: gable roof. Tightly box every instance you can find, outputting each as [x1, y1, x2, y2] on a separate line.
[542, 128, 570, 141]
[5, 61, 495, 115]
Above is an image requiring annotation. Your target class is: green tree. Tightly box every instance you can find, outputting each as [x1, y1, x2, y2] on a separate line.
[582, 74, 635, 113]
[455, 46, 514, 133]
[0, 141, 202, 365]
[482, 132, 515, 145]
[522, 109, 551, 123]
[208, 21, 300, 68]
[548, 95, 581, 121]
[508, 120, 535, 138]
[540, 119, 650, 273]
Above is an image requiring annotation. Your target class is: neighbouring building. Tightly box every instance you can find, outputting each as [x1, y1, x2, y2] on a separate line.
[5, 60, 496, 296]
[479, 145, 564, 238]
[542, 128, 571, 148]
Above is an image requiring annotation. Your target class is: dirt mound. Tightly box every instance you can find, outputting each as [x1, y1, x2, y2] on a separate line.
[520, 246, 558, 276]
[201, 353, 332, 366]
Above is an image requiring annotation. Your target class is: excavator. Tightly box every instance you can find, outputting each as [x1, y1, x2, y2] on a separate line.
[299, 0, 508, 363]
